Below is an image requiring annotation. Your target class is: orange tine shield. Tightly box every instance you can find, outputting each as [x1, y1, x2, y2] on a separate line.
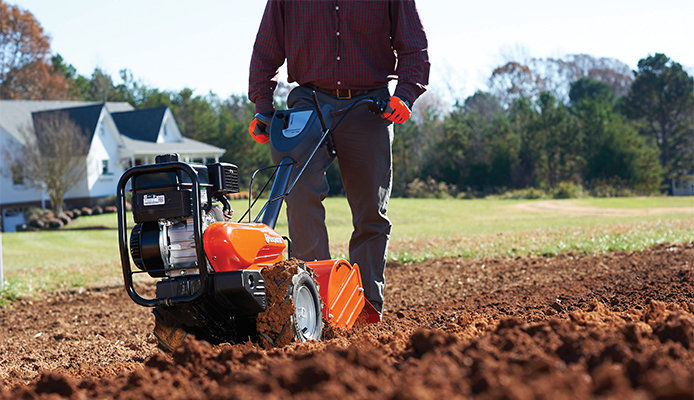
[309, 259, 366, 329]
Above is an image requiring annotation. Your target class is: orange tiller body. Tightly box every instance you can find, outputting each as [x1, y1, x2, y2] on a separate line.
[203, 221, 374, 329]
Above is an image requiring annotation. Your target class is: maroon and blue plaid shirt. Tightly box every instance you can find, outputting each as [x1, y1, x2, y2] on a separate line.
[249, 0, 430, 114]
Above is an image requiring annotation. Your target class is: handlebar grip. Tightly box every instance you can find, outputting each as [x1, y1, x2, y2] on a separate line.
[367, 98, 388, 114]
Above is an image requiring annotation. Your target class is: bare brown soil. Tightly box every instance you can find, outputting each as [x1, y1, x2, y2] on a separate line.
[1, 243, 692, 399]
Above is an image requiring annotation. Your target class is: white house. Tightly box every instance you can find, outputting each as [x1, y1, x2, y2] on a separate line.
[0, 100, 225, 232]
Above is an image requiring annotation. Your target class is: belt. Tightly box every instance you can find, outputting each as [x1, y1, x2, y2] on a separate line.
[306, 85, 383, 100]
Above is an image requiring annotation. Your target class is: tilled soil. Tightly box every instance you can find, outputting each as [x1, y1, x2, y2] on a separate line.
[0, 242, 692, 399]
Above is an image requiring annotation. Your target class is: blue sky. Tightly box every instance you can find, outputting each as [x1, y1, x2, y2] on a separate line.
[10, 0, 694, 101]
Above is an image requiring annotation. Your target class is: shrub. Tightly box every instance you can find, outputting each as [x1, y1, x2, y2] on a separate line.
[551, 181, 586, 199]
[104, 206, 117, 214]
[71, 208, 82, 217]
[24, 207, 44, 220]
[80, 207, 93, 216]
[588, 178, 637, 197]
[92, 205, 103, 215]
[95, 195, 117, 208]
[497, 188, 549, 200]
[46, 218, 64, 230]
[57, 213, 72, 225]
[405, 178, 457, 199]
[27, 216, 45, 229]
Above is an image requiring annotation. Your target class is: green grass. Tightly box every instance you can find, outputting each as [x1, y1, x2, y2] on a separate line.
[1, 196, 693, 301]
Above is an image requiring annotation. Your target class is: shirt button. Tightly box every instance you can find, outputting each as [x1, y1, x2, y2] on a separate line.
[336, 56, 341, 61]
[337, 81, 342, 85]
[336, 31, 340, 36]
[335, 6, 339, 11]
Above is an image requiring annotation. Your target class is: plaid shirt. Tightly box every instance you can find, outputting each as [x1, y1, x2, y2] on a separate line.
[249, 0, 430, 114]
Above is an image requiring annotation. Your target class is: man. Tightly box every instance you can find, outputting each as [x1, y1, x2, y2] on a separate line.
[248, 0, 429, 315]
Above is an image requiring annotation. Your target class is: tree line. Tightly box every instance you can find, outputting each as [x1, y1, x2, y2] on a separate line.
[394, 53, 693, 197]
[2, 1, 693, 197]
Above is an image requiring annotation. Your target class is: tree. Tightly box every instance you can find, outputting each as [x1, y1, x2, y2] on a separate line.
[570, 80, 661, 193]
[3, 113, 89, 215]
[569, 77, 615, 105]
[622, 53, 694, 183]
[430, 92, 517, 191]
[0, 1, 68, 99]
[488, 61, 544, 108]
[489, 54, 633, 107]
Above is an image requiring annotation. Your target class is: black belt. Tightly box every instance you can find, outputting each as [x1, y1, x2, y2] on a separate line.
[306, 85, 383, 100]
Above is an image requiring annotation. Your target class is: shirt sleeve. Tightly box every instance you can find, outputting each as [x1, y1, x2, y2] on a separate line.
[390, 0, 430, 105]
[249, 0, 285, 114]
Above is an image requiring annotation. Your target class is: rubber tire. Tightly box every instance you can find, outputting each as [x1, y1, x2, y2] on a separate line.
[290, 268, 323, 342]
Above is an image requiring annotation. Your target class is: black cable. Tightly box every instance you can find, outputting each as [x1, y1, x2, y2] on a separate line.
[237, 166, 278, 223]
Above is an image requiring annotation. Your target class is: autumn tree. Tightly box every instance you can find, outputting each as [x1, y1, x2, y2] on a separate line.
[0, 1, 68, 99]
[3, 113, 88, 215]
[489, 54, 633, 107]
[488, 61, 544, 108]
[622, 53, 694, 184]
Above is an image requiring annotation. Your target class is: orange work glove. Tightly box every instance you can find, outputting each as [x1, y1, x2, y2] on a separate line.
[382, 96, 412, 124]
[248, 113, 273, 144]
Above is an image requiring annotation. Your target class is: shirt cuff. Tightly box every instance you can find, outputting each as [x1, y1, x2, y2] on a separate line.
[393, 86, 417, 107]
[254, 97, 276, 115]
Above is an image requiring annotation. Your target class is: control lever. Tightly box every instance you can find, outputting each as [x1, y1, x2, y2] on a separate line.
[311, 91, 337, 156]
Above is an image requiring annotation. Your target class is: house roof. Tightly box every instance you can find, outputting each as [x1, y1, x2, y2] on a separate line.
[121, 135, 225, 156]
[31, 104, 105, 148]
[111, 106, 167, 142]
[0, 100, 223, 157]
[0, 100, 133, 144]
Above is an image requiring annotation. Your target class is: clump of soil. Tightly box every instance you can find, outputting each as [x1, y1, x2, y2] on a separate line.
[256, 259, 300, 348]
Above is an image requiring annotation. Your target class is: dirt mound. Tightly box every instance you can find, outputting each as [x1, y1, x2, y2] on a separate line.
[0, 242, 692, 398]
[256, 259, 300, 348]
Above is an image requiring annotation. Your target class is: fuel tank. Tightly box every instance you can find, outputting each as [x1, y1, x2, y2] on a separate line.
[203, 222, 285, 271]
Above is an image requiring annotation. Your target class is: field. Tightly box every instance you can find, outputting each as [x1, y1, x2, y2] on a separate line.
[0, 196, 693, 398]
[2, 196, 693, 299]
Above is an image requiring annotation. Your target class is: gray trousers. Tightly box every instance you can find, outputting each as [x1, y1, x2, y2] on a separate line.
[285, 86, 393, 313]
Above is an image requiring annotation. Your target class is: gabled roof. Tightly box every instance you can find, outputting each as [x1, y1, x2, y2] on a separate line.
[0, 100, 133, 144]
[120, 136, 225, 156]
[111, 106, 168, 142]
[31, 104, 104, 147]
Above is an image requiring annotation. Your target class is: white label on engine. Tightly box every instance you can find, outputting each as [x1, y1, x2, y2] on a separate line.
[143, 194, 165, 206]
[264, 233, 283, 244]
[200, 188, 208, 204]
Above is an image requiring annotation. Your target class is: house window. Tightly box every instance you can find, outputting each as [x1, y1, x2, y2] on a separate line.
[102, 160, 110, 175]
[11, 163, 23, 185]
[100, 124, 106, 137]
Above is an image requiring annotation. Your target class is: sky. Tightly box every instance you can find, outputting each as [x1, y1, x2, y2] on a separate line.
[9, 0, 694, 103]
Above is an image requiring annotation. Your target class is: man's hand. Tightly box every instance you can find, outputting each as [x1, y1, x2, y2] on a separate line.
[248, 113, 274, 143]
[382, 96, 412, 124]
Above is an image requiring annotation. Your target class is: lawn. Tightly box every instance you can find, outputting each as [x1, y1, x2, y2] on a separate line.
[1, 196, 692, 301]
